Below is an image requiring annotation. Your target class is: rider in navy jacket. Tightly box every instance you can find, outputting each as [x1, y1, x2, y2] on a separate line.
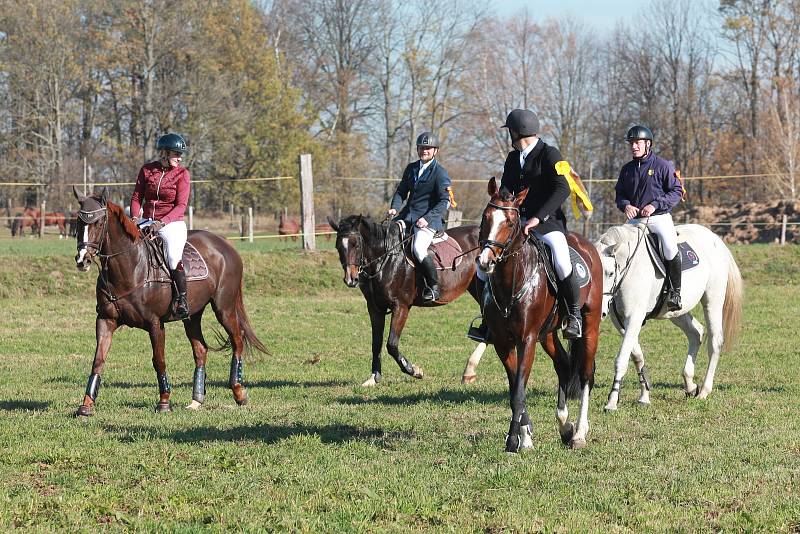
[615, 125, 684, 311]
[389, 132, 451, 301]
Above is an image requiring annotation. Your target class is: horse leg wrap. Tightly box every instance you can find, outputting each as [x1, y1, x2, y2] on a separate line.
[157, 373, 171, 395]
[229, 356, 244, 386]
[637, 366, 652, 391]
[85, 373, 101, 401]
[396, 354, 414, 375]
[192, 366, 206, 403]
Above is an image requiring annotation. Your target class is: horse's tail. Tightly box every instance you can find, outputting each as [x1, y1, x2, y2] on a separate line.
[234, 281, 270, 356]
[722, 246, 744, 352]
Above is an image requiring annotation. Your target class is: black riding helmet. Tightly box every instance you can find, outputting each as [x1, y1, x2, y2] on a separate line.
[156, 133, 188, 154]
[416, 131, 439, 148]
[625, 125, 654, 143]
[502, 109, 540, 137]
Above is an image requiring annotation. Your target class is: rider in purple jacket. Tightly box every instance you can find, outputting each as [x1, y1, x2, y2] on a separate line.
[615, 125, 684, 310]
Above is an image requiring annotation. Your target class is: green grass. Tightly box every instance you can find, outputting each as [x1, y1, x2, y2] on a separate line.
[0, 240, 798, 531]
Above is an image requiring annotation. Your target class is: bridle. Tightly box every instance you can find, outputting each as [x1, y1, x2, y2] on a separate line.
[77, 202, 140, 261]
[603, 221, 649, 299]
[479, 202, 525, 264]
[337, 220, 412, 280]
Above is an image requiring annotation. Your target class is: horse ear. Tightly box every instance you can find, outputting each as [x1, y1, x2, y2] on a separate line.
[327, 216, 338, 232]
[488, 177, 498, 196]
[72, 185, 86, 202]
[99, 187, 108, 202]
[516, 187, 529, 204]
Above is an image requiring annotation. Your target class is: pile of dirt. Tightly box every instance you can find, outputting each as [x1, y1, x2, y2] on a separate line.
[680, 201, 799, 244]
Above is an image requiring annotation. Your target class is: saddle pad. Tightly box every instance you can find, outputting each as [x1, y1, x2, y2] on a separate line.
[395, 221, 463, 271]
[534, 240, 591, 291]
[183, 241, 209, 281]
[645, 234, 700, 277]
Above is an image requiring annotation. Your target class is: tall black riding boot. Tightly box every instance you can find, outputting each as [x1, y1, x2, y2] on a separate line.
[420, 255, 440, 301]
[467, 278, 491, 343]
[558, 271, 582, 339]
[666, 253, 682, 311]
[171, 262, 190, 320]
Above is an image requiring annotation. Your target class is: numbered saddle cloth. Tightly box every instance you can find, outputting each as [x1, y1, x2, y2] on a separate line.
[644, 231, 700, 277]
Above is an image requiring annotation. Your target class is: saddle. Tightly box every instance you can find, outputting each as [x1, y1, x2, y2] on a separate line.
[529, 236, 591, 293]
[395, 221, 466, 271]
[143, 234, 210, 281]
[644, 231, 700, 277]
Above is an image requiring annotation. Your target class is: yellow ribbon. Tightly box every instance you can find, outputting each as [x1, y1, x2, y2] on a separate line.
[555, 161, 594, 219]
[447, 186, 457, 208]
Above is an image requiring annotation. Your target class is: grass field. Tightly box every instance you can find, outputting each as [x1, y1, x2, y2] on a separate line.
[0, 239, 798, 531]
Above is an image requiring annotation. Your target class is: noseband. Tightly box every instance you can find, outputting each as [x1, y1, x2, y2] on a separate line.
[480, 202, 522, 263]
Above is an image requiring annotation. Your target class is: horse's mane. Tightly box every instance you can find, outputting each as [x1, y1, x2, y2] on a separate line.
[598, 224, 640, 247]
[106, 201, 140, 241]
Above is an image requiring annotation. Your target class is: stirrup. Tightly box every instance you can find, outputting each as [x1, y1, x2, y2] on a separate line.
[666, 291, 681, 311]
[422, 285, 440, 301]
[466, 316, 490, 343]
[561, 314, 582, 339]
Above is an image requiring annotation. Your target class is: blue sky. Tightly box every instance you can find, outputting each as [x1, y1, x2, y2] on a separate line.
[490, 0, 647, 31]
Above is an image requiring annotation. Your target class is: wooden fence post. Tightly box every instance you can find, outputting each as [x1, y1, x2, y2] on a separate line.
[248, 207, 254, 243]
[39, 200, 45, 238]
[188, 206, 193, 230]
[299, 154, 316, 250]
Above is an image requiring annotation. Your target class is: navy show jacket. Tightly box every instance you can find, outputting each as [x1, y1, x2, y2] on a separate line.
[390, 158, 451, 232]
[615, 152, 682, 214]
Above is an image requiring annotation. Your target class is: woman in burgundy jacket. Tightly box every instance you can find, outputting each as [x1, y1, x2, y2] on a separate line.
[130, 133, 191, 319]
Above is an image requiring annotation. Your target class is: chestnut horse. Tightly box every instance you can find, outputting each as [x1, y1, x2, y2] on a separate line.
[328, 214, 488, 385]
[72, 187, 267, 416]
[23, 208, 67, 238]
[278, 212, 300, 241]
[477, 178, 602, 452]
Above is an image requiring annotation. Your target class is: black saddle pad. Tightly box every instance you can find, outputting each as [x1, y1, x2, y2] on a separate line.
[645, 234, 700, 277]
[534, 239, 591, 291]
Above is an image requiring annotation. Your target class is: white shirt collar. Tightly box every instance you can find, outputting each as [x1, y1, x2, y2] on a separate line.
[418, 158, 434, 178]
[519, 138, 540, 168]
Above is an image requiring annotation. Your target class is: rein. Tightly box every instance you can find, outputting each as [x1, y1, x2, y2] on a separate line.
[341, 221, 414, 280]
[604, 219, 649, 298]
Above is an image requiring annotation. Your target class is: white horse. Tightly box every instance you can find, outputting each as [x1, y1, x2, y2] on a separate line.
[595, 223, 743, 410]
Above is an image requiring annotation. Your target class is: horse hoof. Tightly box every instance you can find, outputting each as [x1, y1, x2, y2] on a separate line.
[685, 386, 699, 398]
[504, 434, 520, 453]
[74, 405, 93, 418]
[361, 376, 378, 387]
[559, 422, 575, 445]
[636, 399, 651, 406]
[603, 403, 618, 412]
[234, 392, 249, 406]
[154, 402, 172, 413]
[696, 389, 710, 400]
[570, 437, 587, 450]
[412, 365, 424, 379]
[186, 400, 203, 410]
[461, 374, 477, 384]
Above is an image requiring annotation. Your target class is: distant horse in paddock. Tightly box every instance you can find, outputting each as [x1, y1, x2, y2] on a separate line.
[278, 213, 301, 241]
[23, 208, 67, 238]
[478, 178, 603, 452]
[11, 212, 38, 237]
[315, 223, 334, 241]
[329, 214, 489, 386]
[595, 223, 743, 409]
[72, 186, 267, 416]
[68, 211, 79, 237]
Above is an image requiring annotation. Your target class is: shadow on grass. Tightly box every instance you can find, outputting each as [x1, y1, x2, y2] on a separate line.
[336, 385, 548, 406]
[0, 400, 50, 411]
[103, 422, 386, 445]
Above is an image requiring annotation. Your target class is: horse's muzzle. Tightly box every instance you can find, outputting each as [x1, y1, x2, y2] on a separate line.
[75, 250, 92, 272]
[478, 247, 496, 274]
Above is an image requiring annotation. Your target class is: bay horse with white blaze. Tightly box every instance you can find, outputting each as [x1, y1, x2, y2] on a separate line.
[595, 223, 743, 409]
[72, 186, 267, 416]
[478, 178, 602, 452]
[329, 214, 489, 385]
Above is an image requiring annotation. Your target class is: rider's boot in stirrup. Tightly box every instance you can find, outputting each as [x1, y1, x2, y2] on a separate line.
[420, 255, 440, 301]
[559, 271, 582, 339]
[666, 253, 682, 311]
[171, 262, 190, 320]
[467, 278, 491, 342]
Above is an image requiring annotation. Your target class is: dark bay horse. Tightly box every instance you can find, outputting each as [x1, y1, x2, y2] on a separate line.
[329, 214, 488, 385]
[478, 178, 602, 452]
[72, 187, 267, 416]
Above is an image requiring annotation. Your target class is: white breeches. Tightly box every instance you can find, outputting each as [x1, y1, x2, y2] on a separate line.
[140, 219, 187, 269]
[628, 213, 678, 260]
[534, 229, 572, 280]
[412, 226, 435, 262]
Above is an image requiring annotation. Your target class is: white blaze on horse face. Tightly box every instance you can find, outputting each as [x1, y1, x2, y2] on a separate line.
[76, 225, 89, 266]
[478, 209, 507, 271]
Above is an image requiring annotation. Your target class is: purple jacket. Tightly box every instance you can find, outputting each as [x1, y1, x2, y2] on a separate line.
[615, 152, 682, 215]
